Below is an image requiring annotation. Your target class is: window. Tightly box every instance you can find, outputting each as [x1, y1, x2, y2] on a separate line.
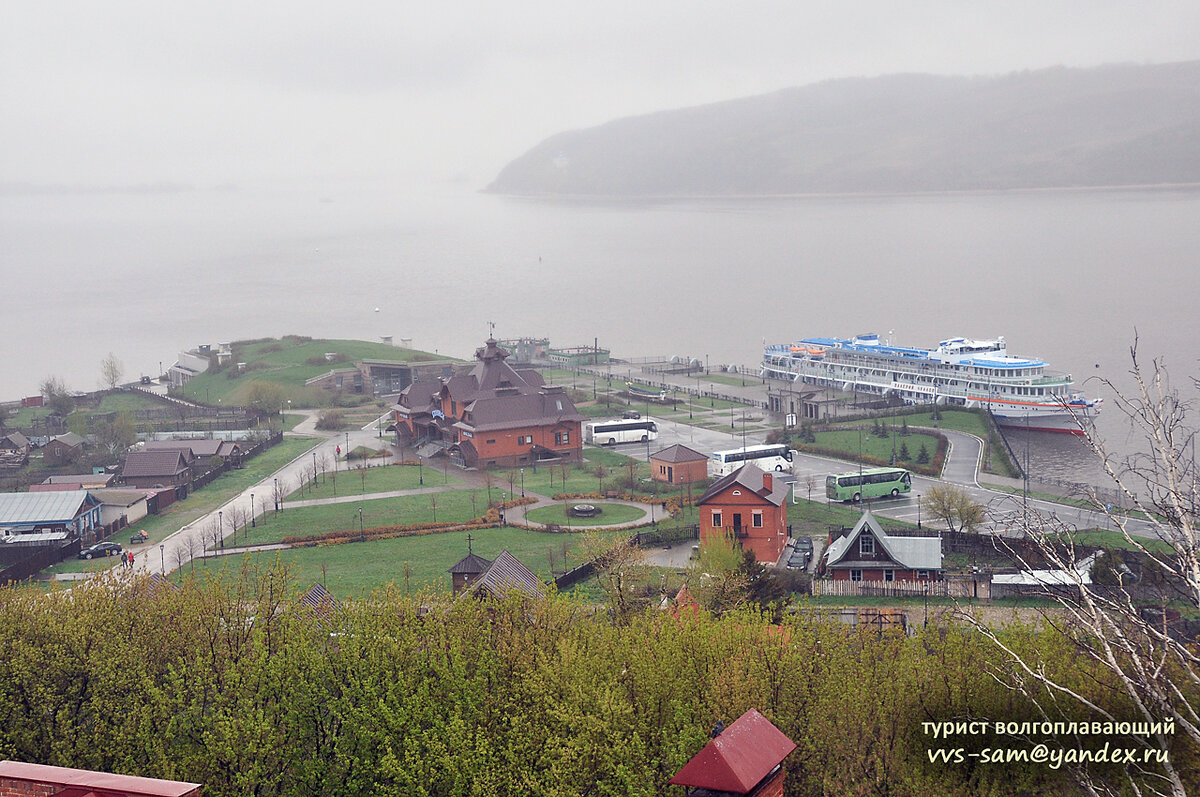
[916, 570, 929, 580]
[850, 569, 862, 582]
[884, 569, 895, 582]
[731, 489, 741, 496]
[712, 511, 722, 528]
[859, 535, 874, 556]
[486, 439, 496, 445]
[518, 435, 532, 445]
[752, 511, 763, 528]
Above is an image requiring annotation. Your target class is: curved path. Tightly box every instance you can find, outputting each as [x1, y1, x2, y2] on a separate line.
[505, 496, 661, 530]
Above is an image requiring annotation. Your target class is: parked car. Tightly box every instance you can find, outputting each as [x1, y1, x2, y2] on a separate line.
[79, 541, 123, 560]
[622, 410, 641, 419]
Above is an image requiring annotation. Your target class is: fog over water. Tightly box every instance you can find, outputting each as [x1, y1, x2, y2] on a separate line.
[3, 181, 1198, 481]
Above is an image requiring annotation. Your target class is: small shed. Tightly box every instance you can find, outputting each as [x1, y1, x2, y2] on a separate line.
[650, 444, 709, 484]
[669, 708, 797, 796]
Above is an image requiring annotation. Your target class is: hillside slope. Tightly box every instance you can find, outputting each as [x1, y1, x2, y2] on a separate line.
[487, 62, 1200, 196]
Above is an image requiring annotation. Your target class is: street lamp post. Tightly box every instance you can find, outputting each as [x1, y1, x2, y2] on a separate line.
[917, 494, 922, 529]
[273, 477, 279, 512]
[358, 506, 364, 542]
[312, 451, 318, 487]
[159, 543, 165, 572]
[218, 510, 223, 548]
[520, 468, 525, 498]
[250, 493, 255, 528]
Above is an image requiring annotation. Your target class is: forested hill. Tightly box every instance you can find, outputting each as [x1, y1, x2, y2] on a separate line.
[486, 61, 1200, 196]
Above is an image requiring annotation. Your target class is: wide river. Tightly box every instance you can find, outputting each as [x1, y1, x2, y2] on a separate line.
[3, 180, 1198, 483]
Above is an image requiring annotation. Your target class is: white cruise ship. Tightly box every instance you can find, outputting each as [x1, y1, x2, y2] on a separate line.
[762, 333, 1101, 434]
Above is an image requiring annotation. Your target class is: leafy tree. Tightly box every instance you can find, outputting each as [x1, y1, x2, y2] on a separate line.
[96, 411, 136, 455]
[922, 483, 985, 533]
[245, 381, 285, 417]
[577, 532, 649, 624]
[40, 375, 73, 416]
[688, 529, 749, 615]
[99, 352, 124, 390]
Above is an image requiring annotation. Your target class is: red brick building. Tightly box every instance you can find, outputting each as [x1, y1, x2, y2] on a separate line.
[650, 444, 708, 484]
[696, 464, 790, 564]
[669, 709, 796, 796]
[393, 339, 583, 469]
[821, 510, 942, 582]
[0, 761, 200, 797]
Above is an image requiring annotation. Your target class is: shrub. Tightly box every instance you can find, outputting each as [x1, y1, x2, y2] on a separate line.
[315, 410, 344, 431]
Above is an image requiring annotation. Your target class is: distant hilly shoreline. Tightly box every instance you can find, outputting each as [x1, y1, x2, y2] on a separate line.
[488, 62, 1200, 197]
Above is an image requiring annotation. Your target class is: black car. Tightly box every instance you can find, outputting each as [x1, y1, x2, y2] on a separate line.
[79, 541, 123, 560]
[794, 537, 814, 554]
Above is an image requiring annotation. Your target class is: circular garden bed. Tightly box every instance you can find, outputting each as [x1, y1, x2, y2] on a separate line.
[524, 502, 647, 527]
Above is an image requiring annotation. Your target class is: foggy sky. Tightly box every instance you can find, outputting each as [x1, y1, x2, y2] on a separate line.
[5, 1, 1200, 191]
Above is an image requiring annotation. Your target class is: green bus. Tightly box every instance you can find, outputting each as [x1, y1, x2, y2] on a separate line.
[825, 467, 912, 502]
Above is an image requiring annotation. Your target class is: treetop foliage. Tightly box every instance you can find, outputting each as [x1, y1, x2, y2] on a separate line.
[1, 563, 1189, 796]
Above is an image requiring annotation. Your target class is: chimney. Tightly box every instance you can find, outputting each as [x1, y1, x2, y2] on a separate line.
[763, 473, 773, 492]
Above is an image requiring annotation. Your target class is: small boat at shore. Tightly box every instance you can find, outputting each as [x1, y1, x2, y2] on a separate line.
[626, 382, 670, 402]
[762, 333, 1101, 434]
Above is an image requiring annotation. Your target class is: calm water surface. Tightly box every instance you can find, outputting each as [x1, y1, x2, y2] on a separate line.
[3, 181, 1198, 482]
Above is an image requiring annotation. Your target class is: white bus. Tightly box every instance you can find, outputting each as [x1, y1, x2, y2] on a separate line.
[586, 418, 659, 446]
[708, 444, 795, 478]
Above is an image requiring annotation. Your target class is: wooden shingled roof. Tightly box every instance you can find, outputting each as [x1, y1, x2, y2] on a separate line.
[121, 450, 189, 479]
[462, 550, 543, 599]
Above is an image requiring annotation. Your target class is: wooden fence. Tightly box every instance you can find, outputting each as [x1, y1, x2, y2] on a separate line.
[813, 576, 990, 600]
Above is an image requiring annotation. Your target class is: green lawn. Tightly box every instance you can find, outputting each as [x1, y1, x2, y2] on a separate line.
[525, 503, 648, 527]
[785, 497, 912, 536]
[6, 405, 52, 427]
[41, 436, 322, 576]
[187, 526, 620, 595]
[286, 462, 461, 500]
[828, 409, 989, 437]
[177, 337, 462, 407]
[242, 488, 495, 545]
[799, 429, 940, 468]
[701, 373, 756, 388]
[1051, 529, 1175, 556]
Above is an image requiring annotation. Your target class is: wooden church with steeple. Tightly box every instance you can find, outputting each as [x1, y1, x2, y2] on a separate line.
[392, 337, 584, 469]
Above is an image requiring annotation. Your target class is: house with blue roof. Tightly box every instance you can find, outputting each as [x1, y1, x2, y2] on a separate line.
[0, 490, 103, 541]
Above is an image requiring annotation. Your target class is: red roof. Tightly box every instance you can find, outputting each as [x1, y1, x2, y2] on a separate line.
[0, 761, 200, 797]
[669, 709, 796, 793]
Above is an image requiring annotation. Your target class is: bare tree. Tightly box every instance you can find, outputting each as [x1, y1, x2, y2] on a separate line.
[273, 477, 288, 511]
[100, 352, 124, 390]
[226, 505, 248, 544]
[203, 517, 223, 552]
[971, 347, 1199, 796]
